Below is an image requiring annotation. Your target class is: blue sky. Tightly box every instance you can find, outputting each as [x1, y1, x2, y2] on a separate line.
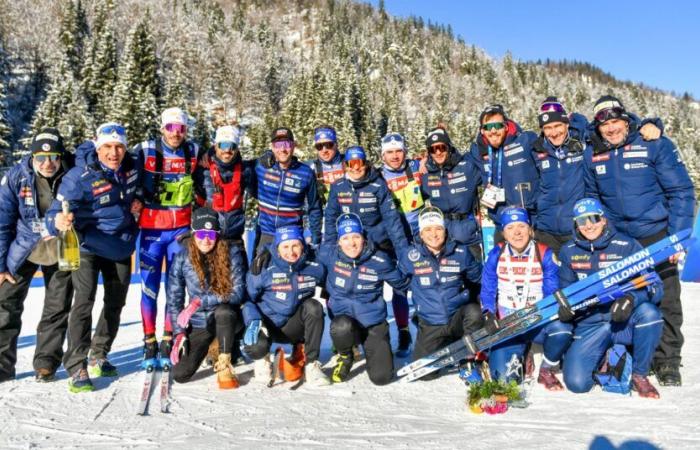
[369, 1, 699, 99]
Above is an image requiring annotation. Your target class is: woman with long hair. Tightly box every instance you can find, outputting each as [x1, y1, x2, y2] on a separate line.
[167, 207, 246, 389]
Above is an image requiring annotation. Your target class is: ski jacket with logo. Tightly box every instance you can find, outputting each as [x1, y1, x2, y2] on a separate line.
[398, 239, 482, 326]
[167, 240, 246, 335]
[306, 152, 345, 206]
[251, 158, 322, 244]
[0, 154, 73, 274]
[480, 240, 558, 318]
[45, 141, 140, 261]
[381, 159, 424, 238]
[323, 168, 409, 250]
[243, 245, 326, 327]
[469, 121, 539, 227]
[134, 138, 199, 230]
[421, 150, 482, 245]
[558, 227, 663, 325]
[318, 241, 409, 328]
[583, 126, 695, 239]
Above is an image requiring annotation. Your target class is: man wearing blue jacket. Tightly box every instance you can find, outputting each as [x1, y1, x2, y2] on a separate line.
[397, 207, 482, 371]
[0, 129, 74, 382]
[252, 127, 322, 255]
[559, 198, 664, 398]
[47, 123, 140, 392]
[243, 226, 329, 386]
[583, 95, 696, 386]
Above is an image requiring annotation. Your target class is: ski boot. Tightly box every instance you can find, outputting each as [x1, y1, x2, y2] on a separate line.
[395, 327, 413, 358]
[159, 335, 173, 369]
[332, 352, 354, 383]
[68, 368, 94, 393]
[142, 336, 159, 370]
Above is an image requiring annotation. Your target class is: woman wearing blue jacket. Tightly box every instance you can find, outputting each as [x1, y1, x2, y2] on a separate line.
[167, 208, 246, 389]
[243, 226, 329, 387]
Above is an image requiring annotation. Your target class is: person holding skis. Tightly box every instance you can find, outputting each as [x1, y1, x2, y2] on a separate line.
[243, 226, 329, 386]
[583, 95, 696, 386]
[558, 198, 665, 398]
[134, 107, 199, 370]
[397, 206, 482, 378]
[168, 207, 246, 389]
[0, 128, 74, 382]
[480, 206, 572, 390]
[47, 123, 140, 392]
[319, 213, 409, 385]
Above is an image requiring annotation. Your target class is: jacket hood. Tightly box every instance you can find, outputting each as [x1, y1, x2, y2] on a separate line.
[476, 119, 522, 154]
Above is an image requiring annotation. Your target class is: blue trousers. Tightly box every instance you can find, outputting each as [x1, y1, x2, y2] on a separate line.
[563, 302, 663, 394]
[488, 320, 573, 382]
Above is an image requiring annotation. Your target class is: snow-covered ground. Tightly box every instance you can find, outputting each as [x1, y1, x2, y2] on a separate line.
[2, 284, 699, 450]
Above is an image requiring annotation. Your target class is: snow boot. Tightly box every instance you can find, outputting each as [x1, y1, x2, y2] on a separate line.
[537, 366, 564, 391]
[88, 356, 118, 378]
[332, 352, 354, 383]
[282, 343, 306, 382]
[305, 360, 331, 386]
[632, 374, 660, 399]
[655, 364, 682, 387]
[68, 368, 94, 393]
[254, 355, 272, 385]
[214, 353, 239, 389]
[35, 367, 55, 383]
[202, 337, 220, 369]
[159, 335, 173, 368]
[395, 327, 412, 358]
[142, 336, 159, 370]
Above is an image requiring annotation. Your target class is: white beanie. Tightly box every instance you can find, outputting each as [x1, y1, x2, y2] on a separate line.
[418, 207, 445, 231]
[95, 122, 128, 150]
[215, 126, 241, 145]
[161, 107, 188, 127]
[381, 132, 406, 155]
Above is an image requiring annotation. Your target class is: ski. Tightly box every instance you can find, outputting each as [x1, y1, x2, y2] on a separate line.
[160, 364, 171, 413]
[136, 366, 156, 415]
[398, 230, 691, 380]
[268, 348, 284, 388]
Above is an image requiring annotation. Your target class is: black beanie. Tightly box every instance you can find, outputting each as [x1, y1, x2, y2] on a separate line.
[30, 128, 65, 154]
[538, 97, 570, 128]
[593, 95, 629, 124]
[425, 126, 452, 149]
[191, 207, 221, 232]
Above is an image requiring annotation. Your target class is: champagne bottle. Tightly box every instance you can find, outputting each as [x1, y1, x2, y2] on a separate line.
[57, 201, 80, 271]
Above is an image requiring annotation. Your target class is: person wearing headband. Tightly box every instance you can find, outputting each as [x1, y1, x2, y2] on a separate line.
[558, 198, 664, 398]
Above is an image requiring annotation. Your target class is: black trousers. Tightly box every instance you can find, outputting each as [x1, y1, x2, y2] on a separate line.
[0, 260, 73, 379]
[534, 230, 572, 256]
[413, 302, 483, 360]
[244, 300, 325, 362]
[330, 315, 393, 385]
[173, 304, 243, 383]
[62, 252, 131, 375]
[639, 230, 684, 367]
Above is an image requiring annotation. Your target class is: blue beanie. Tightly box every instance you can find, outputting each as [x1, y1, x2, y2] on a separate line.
[500, 206, 530, 227]
[336, 213, 363, 239]
[344, 146, 366, 162]
[274, 226, 304, 247]
[573, 198, 604, 220]
[314, 126, 337, 144]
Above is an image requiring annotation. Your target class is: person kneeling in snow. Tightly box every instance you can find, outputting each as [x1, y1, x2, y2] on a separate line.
[480, 206, 572, 390]
[558, 198, 664, 398]
[167, 208, 246, 389]
[243, 226, 329, 386]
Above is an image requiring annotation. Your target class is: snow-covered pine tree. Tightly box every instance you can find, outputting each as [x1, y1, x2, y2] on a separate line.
[81, 0, 117, 125]
[59, 0, 89, 81]
[0, 27, 12, 166]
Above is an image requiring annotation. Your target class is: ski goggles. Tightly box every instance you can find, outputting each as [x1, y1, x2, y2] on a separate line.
[344, 159, 365, 170]
[193, 230, 219, 241]
[97, 124, 126, 136]
[574, 214, 604, 227]
[539, 102, 565, 113]
[481, 122, 506, 132]
[315, 142, 335, 151]
[34, 153, 61, 163]
[428, 143, 448, 154]
[164, 123, 187, 134]
[217, 141, 238, 151]
[594, 107, 626, 124]
[271, 140, 293, 150]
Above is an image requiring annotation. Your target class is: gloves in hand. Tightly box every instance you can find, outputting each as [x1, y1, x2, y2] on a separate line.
[177, 297, 202, 329]
[610, 294, 634, 323]
[259, 150, 276, 169]
[170, 333, 188, 366]
[483, 311, 500, 335]
[556, 292, 575, 323]
[244, 319, 264, 346]
[251, 248, 271, 276]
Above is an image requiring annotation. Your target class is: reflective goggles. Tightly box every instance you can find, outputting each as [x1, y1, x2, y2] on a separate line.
[481, 122, 506, 132]
[271, 140, 293, 150]
[574, 214, 604, 227]
[539, 102, 565, 113]
[193, 230, 219, 241]
[428, 144, 448, 154]
[315, 142, 335, 151]
[217, 141, 238, 151]
[344, 159, 365, 170]
[97, 124, 126, 136]
[594, 107, 626, 124]
[34, 154, 61, 163]
[164, 123, 186, 134]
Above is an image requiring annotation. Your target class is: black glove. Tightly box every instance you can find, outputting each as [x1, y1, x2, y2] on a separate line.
[251, 248, 271, 275]
[610, 294, 634, 323]
[259, 150, 276, 169]
[555, 291, 575, 323]
[483, 311, 500, 335]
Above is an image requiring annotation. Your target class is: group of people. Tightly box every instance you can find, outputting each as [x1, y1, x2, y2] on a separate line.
[0, 94, 695, 400]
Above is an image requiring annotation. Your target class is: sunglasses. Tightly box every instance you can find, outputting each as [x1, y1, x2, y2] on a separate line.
[539, 102, 565, 114]
[482, 122, 506, 132]
[574, 214, 604, 227]
[98, 124, 126, 136]
[315, 142, 335, 151]
[218, 142, 238, 151]
[345, 159, 365, 170]
[34, 154, 61, 163]
[594, 107, 626, 124]
[428, 144, 448, 154]
[193, 230, 219, 241]
[272, 140, 293, 150]
[164, 123, 186, 134]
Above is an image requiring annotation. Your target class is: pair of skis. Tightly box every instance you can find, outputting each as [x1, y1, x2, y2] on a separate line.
[397, 228, 693, 382]
[136, 363, 171, 415]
